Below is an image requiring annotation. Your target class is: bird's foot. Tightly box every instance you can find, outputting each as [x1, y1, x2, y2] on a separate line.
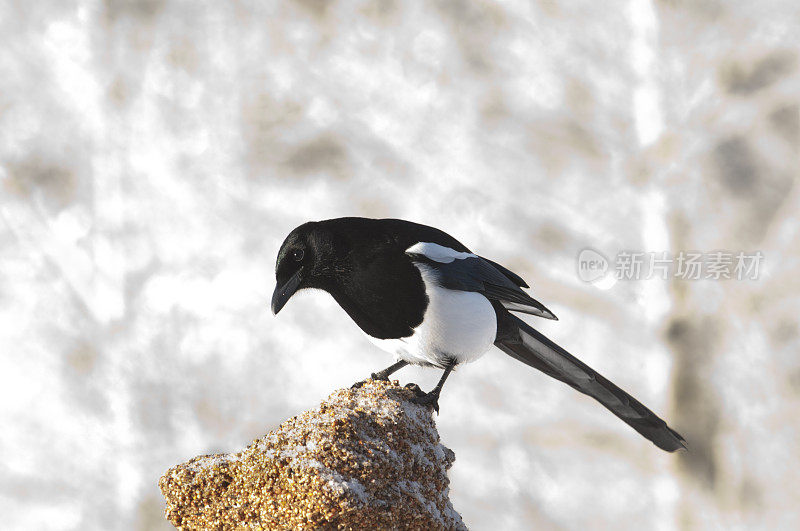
[350, 372, 391, 389]
[409, 389, 441, 414]
[404, 382, 424, 395]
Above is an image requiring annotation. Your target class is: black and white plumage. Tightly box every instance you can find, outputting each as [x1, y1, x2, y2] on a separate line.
[272, 217, 686, 452]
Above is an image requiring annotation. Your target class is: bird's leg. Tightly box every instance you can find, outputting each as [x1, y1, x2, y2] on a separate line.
[351, 360, 409, 389]
[410, 360, 456, 414]
[372, 360, 409, 381]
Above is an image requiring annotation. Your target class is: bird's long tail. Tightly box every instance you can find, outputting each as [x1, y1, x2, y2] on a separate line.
[495, 311, 686, 452]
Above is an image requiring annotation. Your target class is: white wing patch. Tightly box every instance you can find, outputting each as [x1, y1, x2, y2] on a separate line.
[502, 301, 557, 320]
[404, 242, 477, 263]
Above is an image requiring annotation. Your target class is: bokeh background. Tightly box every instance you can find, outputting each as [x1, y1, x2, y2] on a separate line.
[1, 0, 798, 529]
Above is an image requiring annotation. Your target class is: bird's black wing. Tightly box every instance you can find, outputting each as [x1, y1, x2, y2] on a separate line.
[407, 251, 557, 320]
[494, 307, 686, 452]
[480, 256, 530, 288]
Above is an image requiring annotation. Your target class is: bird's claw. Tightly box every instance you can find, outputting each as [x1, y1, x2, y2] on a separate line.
[351, 371, 393, 389]
[404, 382, 424, 396]
[410, 390, 441, 414]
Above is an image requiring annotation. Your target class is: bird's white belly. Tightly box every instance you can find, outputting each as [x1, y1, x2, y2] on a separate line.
[367, 268, 497, 368]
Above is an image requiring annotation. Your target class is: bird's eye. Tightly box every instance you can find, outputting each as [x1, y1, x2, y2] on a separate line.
[292, 248, 305, 261]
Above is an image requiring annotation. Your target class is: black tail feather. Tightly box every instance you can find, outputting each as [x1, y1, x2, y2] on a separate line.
[495, 311, 686, 452]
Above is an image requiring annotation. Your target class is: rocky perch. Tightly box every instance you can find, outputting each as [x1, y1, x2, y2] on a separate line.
[159, 379, 466, 530]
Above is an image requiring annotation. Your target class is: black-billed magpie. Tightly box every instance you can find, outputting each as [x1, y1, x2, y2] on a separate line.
[272, 217, 686, 452]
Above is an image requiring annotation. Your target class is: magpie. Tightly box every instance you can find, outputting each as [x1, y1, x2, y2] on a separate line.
[271, 217, 686, 452]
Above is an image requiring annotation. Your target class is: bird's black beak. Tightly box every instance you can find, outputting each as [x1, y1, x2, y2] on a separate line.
[271, 269, 302, 315]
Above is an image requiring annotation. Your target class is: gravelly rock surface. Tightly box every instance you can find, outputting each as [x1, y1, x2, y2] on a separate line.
[159, 379, 466, 530]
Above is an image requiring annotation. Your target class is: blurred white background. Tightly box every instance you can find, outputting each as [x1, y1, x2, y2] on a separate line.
[1, 0, 798, 529]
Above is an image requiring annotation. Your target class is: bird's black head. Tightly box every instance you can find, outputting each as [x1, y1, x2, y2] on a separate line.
[271, 221, 341, 314]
